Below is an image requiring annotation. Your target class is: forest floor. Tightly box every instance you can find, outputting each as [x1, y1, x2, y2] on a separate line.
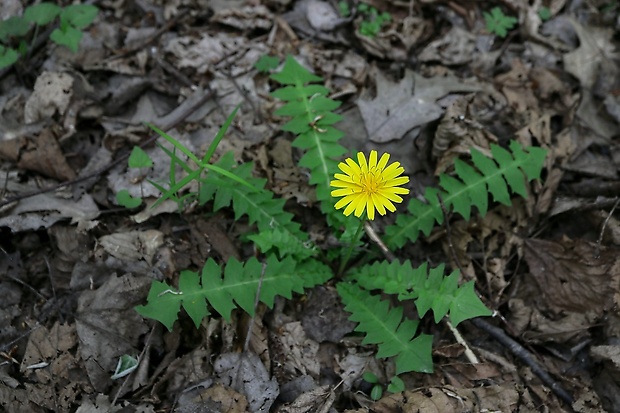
[0, 0, 619, 412]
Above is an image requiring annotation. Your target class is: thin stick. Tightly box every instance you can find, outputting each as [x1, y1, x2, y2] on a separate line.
[595, 196, 620, 258]
[244, 261, 267, 352]
[470, 318, 574, 405]
[364, 221, 396, 262]
[445, 320, 479, 364]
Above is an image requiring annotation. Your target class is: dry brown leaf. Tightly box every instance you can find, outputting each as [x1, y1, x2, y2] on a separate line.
[523, 237, 620, 314]
[0, 129, 76, 181]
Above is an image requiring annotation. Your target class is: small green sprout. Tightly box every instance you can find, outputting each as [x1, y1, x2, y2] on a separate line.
[362, 372, 405, 400]
[338, 1, 351, 17]
[357, 4, 391, 38]
[254, 54, 280, 73]
[117, 146, 154, 208]
[0, 3, 98, 69]
[538, 7, 552, 21]
[484, 7, 517, 38]
[116, 190, 142, 209]
[128, 146, 154, 169]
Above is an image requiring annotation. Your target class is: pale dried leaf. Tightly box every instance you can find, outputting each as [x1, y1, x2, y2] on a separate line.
[214, 352, 279, 412]
[357, 70, 486, 143]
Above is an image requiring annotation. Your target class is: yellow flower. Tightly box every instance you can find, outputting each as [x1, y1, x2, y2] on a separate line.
[330, 151, 410, 220]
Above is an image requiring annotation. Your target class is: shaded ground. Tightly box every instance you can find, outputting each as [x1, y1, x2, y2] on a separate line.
[1, 0, 620, 412]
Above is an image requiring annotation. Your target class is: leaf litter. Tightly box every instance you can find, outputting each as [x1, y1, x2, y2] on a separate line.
[0, 0, 619, 412]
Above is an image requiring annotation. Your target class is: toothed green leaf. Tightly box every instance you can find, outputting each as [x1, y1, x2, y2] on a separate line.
[386, 141, 547, 248]
[337, 282, 434, 374]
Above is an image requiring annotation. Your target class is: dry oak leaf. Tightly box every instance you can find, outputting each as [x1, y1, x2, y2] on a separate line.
[523, 237, 620, 315]
[357, 70, 487, 143]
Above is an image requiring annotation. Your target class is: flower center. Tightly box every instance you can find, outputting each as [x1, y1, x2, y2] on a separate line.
[357, 168, 382, 194]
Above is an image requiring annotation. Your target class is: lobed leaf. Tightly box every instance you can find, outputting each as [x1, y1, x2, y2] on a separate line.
[270, 56, 349, 225]
[349, 260, 492, 326]
[136, 255, 333, 330]
[337, 282, 433, 374]
[385, 141, 547, 249]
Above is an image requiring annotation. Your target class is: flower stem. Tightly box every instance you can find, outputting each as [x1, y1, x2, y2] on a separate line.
[338, 218, 365, 276]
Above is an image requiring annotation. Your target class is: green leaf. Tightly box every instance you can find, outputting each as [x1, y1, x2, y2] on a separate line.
[60, 4, 98, 29]
[270, 55, 323, 85]
[135, 281, 184, 331]
[0, 16, 29, 41]
[362, 371, 379, 383]
[254, 54, 279, 73]
[50, 26, 82, 53]
[270, 56, 349, 224]
[24, 3, 61, 26]
[349, 260, 492, 326]
[387, 376, 405, 393]
[370, 385, 383, 400]
[0, 46, 18, 69]
[200, 152, 310, 249]
[116, 189, 142, 209]
[538, 7, 552, 21]
[136, 255, 332, 329]
[484, 7, 517, 38]
[128, 146, 153, 168]
[385, 141, 547, 249]
[337, 282, 434, 374]
[449, 281, 492, 326]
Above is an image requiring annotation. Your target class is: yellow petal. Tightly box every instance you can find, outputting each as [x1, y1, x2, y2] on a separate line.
[377, 153, 390, 171]
[372, 193, 386, 216]
[332, 188, 357, 197]
[357, 152, 368, 173]
[343, 198, 358, 216]
[368, 150, 378, 169]
[354, 193, 367, 217]
[381, 186, 410, 195]
[331, 178, 359, 188]
[345, 157, 361, 174]
[384, 176, 410, 187]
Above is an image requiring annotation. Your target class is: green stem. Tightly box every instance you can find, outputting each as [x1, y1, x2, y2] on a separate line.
[338, 218, 365, 276]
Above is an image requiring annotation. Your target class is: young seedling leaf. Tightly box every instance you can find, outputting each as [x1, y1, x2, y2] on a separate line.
[116, 189, 142, 209]
[128, 146, 153, 168]
[61, 4, 98, 29]
[24, 3, 61, 25]
[254, 54, 280, 73]
[0, 16, 29, 40]
[50, 26, 82, 53]
[0, 46, 19, 69]
[484, 7, 517, 38]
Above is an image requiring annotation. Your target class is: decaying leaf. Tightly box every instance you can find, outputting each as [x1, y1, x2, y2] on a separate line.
[214, 351, 279, 412]
[24, 72, 74, 124]
[357, 70, 486, 143]
[98, 230, 164, 265]
[523, 237, 620, 315]
[76, 274, 151, 392]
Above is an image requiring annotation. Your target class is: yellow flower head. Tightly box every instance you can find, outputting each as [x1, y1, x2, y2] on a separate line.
[330, 150, 410, 220]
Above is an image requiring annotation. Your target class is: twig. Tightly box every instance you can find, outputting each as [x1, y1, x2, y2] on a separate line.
[446, 320, 479, 364]
[470, 317, 574, 406]
[0, 88, 215, 210]
[364, 221, 396, 262]
[437, 196, 574, 405]
[595, 196, 620, 258]
[244, 261, 267, 353]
